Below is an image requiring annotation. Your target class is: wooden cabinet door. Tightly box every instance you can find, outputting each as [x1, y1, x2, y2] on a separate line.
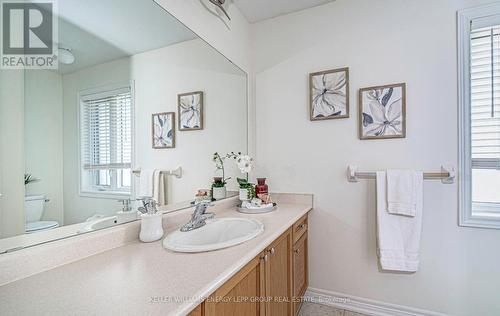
[293, 233, 308, 316]
[265, 228, 293, 316]
[188, 303, 203, 316]
[205, 254, 266, 316]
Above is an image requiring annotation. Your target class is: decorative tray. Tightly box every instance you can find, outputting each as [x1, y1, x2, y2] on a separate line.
[237, 203, 277, 214]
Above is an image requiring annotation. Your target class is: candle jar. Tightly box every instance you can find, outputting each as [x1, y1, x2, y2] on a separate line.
[255, 178, 269, 196]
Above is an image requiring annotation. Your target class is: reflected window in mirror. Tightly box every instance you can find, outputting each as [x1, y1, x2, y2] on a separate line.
[79, 85, 133, 197]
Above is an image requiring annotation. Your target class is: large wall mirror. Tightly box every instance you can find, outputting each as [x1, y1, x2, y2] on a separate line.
[0, 0, 247, 253]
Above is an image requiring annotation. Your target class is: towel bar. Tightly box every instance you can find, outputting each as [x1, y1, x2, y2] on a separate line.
[347, 165, 455, 184]
[132, 166, 182, 179]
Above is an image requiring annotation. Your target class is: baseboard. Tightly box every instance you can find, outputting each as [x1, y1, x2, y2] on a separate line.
[305, 287, 450, 316]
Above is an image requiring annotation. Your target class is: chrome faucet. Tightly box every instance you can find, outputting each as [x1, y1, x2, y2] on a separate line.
[180, 202, 215, 232]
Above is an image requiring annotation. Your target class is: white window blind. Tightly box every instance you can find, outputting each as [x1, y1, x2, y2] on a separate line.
[458, 5, 500, 228]
[470, 24, 500, 169]
[80, 86, 132, 194]
[470, 22, 500, 218]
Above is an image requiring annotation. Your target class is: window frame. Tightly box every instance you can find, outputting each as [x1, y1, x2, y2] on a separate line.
[77, 81, 135, 199]
[458, 3, 500, 229]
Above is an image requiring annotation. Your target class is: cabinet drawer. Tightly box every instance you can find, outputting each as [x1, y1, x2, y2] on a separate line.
[292, 214, 308, 244]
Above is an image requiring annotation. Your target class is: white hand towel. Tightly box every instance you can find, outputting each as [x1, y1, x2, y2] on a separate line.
[376, 171, 423, 272]
[138, 169, 155, 198]
[386, 169, 422, 217]
[153, 170, 168, 206]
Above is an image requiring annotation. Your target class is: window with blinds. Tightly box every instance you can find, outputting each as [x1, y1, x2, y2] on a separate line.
[470, 24, 500, 215]
[80, 86, 132, 195]
[459, 5, 500, 228]
[470, 25, 500, 167]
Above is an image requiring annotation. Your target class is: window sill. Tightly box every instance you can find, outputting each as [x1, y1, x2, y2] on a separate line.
[79, 190, 131, 200]
[460, 215, 500, 229]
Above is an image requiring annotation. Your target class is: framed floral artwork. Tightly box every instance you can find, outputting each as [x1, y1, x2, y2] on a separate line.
[178, 91, 203, 131]
[152, 112, 175, 148]
[309, 67, 349, 121]
[358, 83, 406, 140]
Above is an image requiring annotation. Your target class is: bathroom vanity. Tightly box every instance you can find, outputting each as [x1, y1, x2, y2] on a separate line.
[0, 194, 312, 316]
[189, 213, 309, 316]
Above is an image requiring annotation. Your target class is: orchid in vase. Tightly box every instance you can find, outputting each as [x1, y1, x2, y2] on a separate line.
[212, 152, 231, 200]
[227, 152, 255, 201]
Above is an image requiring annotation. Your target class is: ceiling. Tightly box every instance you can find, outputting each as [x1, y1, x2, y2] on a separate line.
[53, 0, 196, 74]
[233, 0, 335, 23]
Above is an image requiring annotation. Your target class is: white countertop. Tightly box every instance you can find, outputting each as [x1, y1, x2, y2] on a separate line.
[0, 196, 238, 254]
[0, 200, 311, 316]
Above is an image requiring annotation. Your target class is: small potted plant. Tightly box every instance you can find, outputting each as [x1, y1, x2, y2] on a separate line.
[212, 177, 227, 200]
[237, 178, 255, 201]
[212, 152, 230, 200]
[227, 152, 255, 201]
[24, 174, 40, 186]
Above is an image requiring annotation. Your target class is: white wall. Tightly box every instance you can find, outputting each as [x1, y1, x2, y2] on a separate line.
[0, 70, 25, 238]
[155, 0, 251, 72]
[62, 39, 246, 225]
[155, 0, 256, 156]
[252, 0, 500, 315]
[24, 71, 64, 225]
[132, 39, 246, 203]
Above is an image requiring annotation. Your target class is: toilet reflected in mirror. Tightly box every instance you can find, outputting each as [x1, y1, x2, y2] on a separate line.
[24, 195, 59, 233]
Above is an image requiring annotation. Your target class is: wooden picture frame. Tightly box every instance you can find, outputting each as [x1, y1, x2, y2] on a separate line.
[309, 67, 349, 121]
[178, 91, 204, 131]
[152, 112, 175, 149]
[358, 83, 406, 140]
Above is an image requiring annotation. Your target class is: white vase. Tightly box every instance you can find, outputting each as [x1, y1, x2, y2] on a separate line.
[239, 188, 251, 201]
[139, 213, 164, 243]
[213, 186, 227, 200]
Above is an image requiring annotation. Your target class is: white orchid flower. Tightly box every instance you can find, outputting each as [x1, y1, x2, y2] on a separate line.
[236, 155, 253, 174]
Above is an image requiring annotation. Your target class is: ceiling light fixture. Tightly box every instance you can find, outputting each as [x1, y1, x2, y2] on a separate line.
[209, 0, 231, 20]
[58, 47, 75, 65]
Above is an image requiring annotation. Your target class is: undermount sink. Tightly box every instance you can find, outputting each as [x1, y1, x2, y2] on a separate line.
[163, 217, 264, 253]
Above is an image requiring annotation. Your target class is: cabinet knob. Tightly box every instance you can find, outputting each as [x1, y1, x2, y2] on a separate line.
[294, 249, 300, 254]
[264, 254, 269, 262]
[269, 247, 275, 256]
